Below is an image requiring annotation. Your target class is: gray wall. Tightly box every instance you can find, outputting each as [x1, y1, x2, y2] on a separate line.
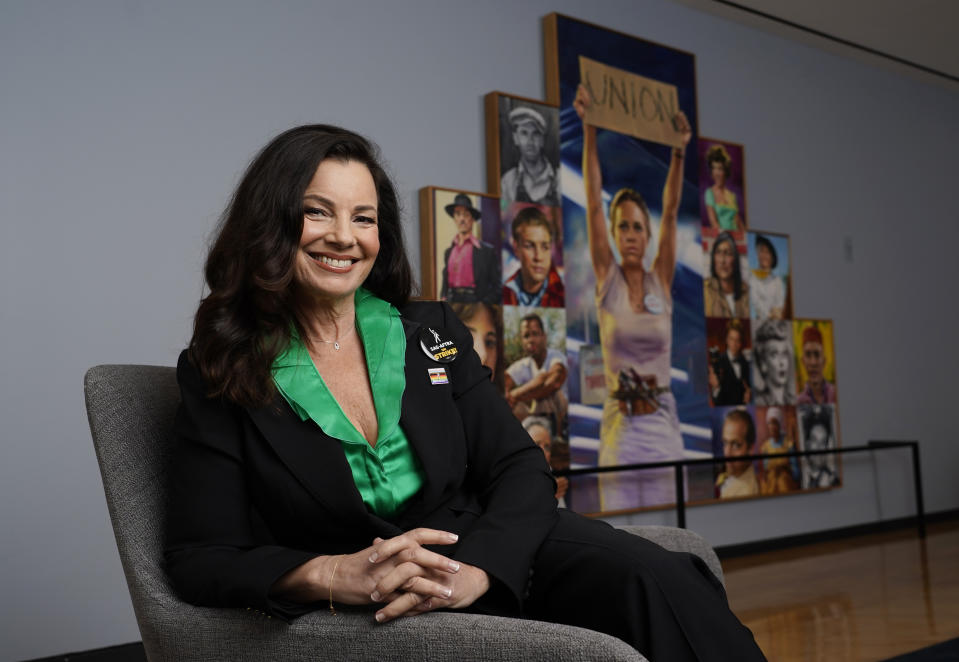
[2, 0, 956, 658]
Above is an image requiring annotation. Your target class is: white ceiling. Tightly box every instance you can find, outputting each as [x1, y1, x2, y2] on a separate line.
[674, 0, 959, 88]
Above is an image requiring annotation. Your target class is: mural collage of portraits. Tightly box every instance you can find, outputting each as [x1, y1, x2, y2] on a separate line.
[703, 202, 841, 499]
[419, 91, 571, 506]
[419, 13, 840, 516]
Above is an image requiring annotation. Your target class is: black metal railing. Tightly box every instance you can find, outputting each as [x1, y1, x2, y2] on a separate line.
[555, 440, 925, 538]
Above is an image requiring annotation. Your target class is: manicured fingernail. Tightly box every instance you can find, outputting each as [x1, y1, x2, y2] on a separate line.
[448, 561, 460, 572]
[447, 533, 458, 542]
[371, 591, 381, 601]
[443, 588, 452, 598]
[368, 552, 378, 563]
[375, 612, 385, 622]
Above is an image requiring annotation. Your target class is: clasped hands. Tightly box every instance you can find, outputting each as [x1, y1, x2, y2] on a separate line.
[325, 528, 489, 623]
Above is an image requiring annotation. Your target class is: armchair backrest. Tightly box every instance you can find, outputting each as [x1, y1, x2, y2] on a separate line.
[84, 365, 182, 644]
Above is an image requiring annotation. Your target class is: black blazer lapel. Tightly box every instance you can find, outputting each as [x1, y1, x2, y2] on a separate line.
[398, 313, 467, 515]
[247, 399, 371, 528]
[244, 312, 464, 535]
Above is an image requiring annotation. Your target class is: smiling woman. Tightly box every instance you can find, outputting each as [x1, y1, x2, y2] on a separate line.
[189, 125, 410, 408]
[165, 124, 765, 660]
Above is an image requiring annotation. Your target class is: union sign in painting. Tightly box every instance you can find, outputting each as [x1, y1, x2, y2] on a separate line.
[418, 13, 840, 516]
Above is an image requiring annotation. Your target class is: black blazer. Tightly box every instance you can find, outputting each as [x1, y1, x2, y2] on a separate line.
[164, 301, 558, 620]
[440, 241, 500, 304]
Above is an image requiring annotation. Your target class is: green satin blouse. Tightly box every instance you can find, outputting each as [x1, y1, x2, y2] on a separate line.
[271, 288, 424, 519]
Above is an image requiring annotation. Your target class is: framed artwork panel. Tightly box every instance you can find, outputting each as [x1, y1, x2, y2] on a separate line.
[705, 317, 752, 407]
[698, 137, 747, 236]
[545, 12, 709, 515]
[418, 187, 502, 304]
[746, 230, 793, 321]
[755, 405, 801, 496]
[417, 13, 845, 517]
[798, 403, 841, 490]
[793, 319, 837, 405]
[485, 92, 561, 207]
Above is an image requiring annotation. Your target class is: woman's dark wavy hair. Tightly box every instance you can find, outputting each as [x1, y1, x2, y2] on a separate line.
[710, 231, 743, 300]
[190, 124, 413, 407]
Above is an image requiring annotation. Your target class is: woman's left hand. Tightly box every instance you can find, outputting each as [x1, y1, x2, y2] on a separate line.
[375, 562, 490, 622]
[368, 536, 490, 622]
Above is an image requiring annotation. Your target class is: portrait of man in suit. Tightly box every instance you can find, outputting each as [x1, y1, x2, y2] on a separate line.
[708, 318, 751, 406]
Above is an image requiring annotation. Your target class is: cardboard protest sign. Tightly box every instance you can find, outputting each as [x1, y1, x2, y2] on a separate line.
[579, 55, 684, 147]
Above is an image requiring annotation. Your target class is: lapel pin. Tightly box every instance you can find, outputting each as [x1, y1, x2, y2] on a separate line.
[428, 367, 449, 385]
[419, 326, 459, 363]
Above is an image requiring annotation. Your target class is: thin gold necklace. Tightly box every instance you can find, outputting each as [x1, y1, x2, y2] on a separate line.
[307, 323, 355, 351]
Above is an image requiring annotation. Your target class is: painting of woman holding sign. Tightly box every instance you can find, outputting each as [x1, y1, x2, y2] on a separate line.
[573, 82, 693, 511]
[547, 14, 708, 513]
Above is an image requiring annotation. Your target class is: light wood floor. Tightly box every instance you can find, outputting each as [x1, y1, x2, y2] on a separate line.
[722, 520, 959, 662]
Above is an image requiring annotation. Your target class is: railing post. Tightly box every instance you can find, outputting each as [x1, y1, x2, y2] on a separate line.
[674, 464, 686, 529]
[910, 442, 926, 539]
[870, 440, 925, 540]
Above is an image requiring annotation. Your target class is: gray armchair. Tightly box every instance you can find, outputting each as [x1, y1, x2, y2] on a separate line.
[84, 364, 724, 662]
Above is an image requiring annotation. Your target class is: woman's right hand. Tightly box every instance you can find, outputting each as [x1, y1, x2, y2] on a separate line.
[573, 83, 591, 122]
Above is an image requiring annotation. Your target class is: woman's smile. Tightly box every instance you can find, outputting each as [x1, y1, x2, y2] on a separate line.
[309, 252, 360, 271]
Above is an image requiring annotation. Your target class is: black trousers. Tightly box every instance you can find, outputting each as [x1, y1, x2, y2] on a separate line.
[523, 510, 766, 661]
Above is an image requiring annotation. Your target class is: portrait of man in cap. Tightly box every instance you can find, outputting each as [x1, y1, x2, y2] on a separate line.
[439, 192, 500, 304]
[499, 101, 560, 207]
